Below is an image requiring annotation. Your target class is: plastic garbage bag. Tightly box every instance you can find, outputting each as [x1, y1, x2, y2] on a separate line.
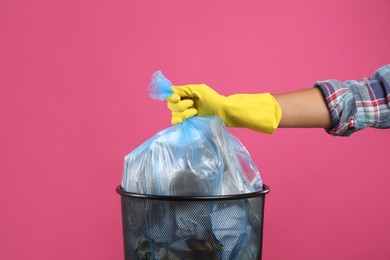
[122, 70, 262, 195]
[122, 116, 262, 195]
[121, 71, 263, 259]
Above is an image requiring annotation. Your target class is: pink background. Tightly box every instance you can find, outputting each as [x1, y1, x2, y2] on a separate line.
[1, 0, 389, 259]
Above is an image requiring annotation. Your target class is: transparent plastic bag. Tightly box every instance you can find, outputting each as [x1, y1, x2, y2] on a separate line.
[122, 116, 262, 195]
[120, 71, 264, 259]
[122, 71, 262, 195]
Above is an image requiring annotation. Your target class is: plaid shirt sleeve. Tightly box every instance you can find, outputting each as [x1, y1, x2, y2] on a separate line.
[313, 65, 390, 136]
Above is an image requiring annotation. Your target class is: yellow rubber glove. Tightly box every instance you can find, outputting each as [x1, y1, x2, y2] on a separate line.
[167, 84, 282, 134]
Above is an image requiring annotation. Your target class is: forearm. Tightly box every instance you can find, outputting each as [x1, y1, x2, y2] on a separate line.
[274, 87, 332, 128]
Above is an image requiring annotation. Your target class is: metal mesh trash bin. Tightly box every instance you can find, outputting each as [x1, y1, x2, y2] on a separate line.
[116, 185, 270, 260]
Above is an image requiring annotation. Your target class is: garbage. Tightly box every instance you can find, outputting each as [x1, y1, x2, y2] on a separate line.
[121, 116, 262, 196]
[119, 71, 265, 259]
[122, 71, 263, 196]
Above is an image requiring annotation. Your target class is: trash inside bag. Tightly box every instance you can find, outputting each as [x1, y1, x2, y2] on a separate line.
[120, 196, 265, 260]
[120, 71, 264, 259]
[122, 116, 262, 195]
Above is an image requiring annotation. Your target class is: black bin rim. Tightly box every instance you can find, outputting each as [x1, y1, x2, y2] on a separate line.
[116, 184, 270, 201]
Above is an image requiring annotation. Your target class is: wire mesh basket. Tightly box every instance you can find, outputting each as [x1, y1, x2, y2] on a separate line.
[116, 185, 270, 260]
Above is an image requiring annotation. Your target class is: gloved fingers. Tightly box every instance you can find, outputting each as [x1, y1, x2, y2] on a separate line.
[168, 88, 197, 125]
[167, 93, 181, 103]
[171, 108, 197, 123]
[171, 116, 183, 125]
[171, 85, 206, 98]
[172, 108, 197, 119]
[167, 99, 194, 112]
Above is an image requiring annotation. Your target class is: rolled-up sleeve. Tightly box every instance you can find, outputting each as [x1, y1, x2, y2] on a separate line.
[313, 65, 390, 136]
